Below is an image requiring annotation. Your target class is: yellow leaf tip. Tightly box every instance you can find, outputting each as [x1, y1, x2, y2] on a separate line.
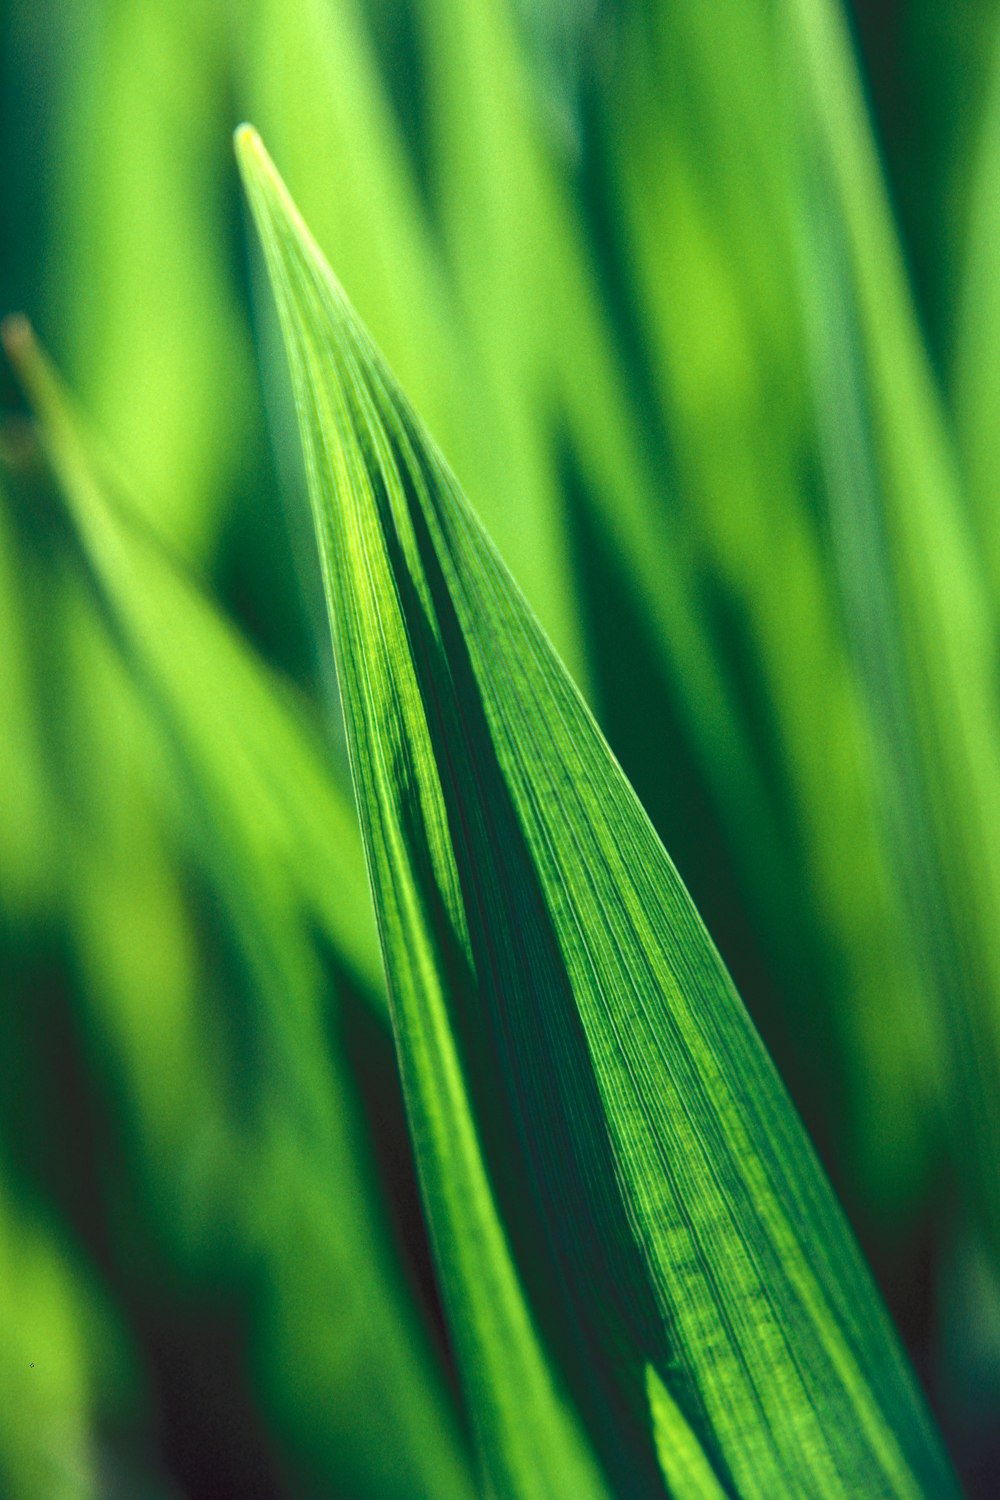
[233, 123, 271, 182]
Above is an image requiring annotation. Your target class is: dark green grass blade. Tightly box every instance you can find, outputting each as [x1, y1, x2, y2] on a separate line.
[239, 126, 959, 1500]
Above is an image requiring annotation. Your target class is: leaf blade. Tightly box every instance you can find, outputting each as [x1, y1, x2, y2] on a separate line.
[6, 323, 479, 1500]
[238, 125, 958, 1499]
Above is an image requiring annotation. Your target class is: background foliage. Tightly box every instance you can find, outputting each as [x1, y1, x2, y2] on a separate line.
[2, 0, 1000, 1495]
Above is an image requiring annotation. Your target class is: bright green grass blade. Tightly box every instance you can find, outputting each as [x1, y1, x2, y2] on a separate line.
[5, 317, 380, 1001]
[0, 1170, 134, 1500]
[645, 1368, 728, 1500]
[787, 0, 1000, 1262]
[7, 325, 477, 1500]
[239, 126, 958, 1500]
[48, 0, 251, 557]
[954, 11, 1000, 591]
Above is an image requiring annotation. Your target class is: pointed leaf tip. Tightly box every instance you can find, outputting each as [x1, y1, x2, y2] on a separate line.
[233, 122, 263, 162]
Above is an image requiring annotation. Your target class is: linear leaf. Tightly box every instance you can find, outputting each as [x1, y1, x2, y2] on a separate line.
[787, 0, 1000, 1262]
[4, 317, 380, 1000]
[6, 324, 476, 1500]
[238, 127, 958, 1499]
[954, 10, 1000, 596]
[0, 1171, 130, 1500]
[645, 1368, 727, 1500]
[242, 1, 825, 1234]
[415, 0, 791, 959]
[50, 0, 251, 555]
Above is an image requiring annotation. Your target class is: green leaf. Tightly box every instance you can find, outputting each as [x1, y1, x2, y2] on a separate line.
[0, 1172, 131, 1500]
[645, 1368, 727, 1500]
[4, 316, 380, 1001]
[5, 322, 476, 1500]
[49, 0, 252, 555]
[597, 0, 931, 1210]
[241, 0, 589, 685]
[238, 125, 958, 1499]
[954, 12, 1000, 596]
[787, 0, 1000, 1262]
[242, 2, 824, 1227]
[415, 0, 790, 942]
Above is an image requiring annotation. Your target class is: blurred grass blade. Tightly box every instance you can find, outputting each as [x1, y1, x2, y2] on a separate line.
[954, 10, 1000, 591]
[5, 321, 477, 1500]
[0, 1171, 133, 1500]
[4, 316, 380, 1000]
[416, 0, 789, 938]
[787, 0, 1000, 1260]
[49, 0, 251, 556]
[239, 126, 958, 1499]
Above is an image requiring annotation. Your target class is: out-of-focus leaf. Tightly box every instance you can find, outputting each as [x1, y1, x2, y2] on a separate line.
[49, 0, 251, 556]
[60, 629, 471, 1500]
[7, 322, 477, 1500]
[788, 0, 1000, 1259]
[0, 1172, 134, 1500]
[846, 0, 996, 372]
[240, 127, 958, 1499]
[5, 317, 379, 1000]
[954, 10, 1000, 591]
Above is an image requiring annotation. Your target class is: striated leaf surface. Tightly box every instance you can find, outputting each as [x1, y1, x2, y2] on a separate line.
[238, 128, 958, 1499]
